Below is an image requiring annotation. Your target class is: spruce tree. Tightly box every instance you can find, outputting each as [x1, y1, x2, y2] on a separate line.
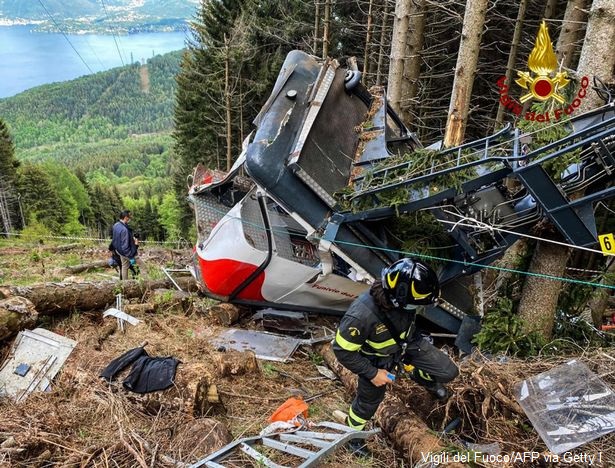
[17, 164, 68, 233]
[172, 0, 364, 235]
[0, 119, 18, 183]
[0, 119, 20, 232]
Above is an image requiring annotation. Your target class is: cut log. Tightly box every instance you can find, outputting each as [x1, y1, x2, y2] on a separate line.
[0, 297, 38, 341]
[207, 303, 242, 326]
[317, 343, 466, 467]
[83, 320, 117, 350]
[0, 277, 197, 315]
[216, 350, 260, 377]
[62, 260, 110, 274]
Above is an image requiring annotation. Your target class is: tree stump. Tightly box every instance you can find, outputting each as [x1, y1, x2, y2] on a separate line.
[208, 303, 242, 326]
[216, 350, 259, 377]
[193, 374, 225, 416]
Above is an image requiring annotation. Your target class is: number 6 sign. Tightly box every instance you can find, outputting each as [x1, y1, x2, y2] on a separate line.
[598, 233, 615, 255]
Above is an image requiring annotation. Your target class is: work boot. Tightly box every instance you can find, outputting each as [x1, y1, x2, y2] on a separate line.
[410, 369, 450, 401]
[346, 438, 371, 457]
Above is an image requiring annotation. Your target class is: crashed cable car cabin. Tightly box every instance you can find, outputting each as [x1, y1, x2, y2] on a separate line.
[188, 50, 615, 335]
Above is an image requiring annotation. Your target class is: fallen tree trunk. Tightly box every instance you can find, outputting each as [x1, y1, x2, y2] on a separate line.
[317, 343, 466, 467]
[123, 303, 156, 315]
[0, 277, 197, 315]
[45, 243, 82, 253]
[62, 260, 110, 274]
[0, 297, 38, 341]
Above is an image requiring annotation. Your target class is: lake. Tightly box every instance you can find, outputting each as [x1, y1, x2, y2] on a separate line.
[0, 25, 187, 98]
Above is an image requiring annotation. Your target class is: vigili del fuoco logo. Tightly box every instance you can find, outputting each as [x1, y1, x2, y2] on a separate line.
[497, 21, 590, 122]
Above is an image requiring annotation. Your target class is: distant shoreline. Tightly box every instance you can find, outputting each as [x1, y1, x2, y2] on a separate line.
[0, 19, 187, 34]
[0, 19, 44, 27]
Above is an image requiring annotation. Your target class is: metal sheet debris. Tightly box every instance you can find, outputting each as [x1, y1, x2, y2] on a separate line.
[211, 328, 333, 363]
[191, 420, 379, 468]
[253, 308, 309, 334]
[0, 328, 77, 402]
[103, 308, 141, 326]
[514, 360, 615, 454]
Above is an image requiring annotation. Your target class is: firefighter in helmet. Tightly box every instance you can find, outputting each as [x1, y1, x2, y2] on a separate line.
[333, 258, 459, 432]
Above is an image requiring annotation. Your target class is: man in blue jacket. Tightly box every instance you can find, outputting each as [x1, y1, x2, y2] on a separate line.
[111, 210, 138, 280]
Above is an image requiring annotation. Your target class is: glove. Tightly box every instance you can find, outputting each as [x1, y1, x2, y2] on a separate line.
[129, 258, 136, 265]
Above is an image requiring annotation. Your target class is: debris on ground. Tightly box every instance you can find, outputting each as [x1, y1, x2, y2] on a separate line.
[210, 327, 333, 363]
[0, 328, 76, 402]
[253, 308, 310, 334]
[515, 359, 615, 454]
[191, 420, 380, 468]
[1, 241, 613, 467]
[100, 343, 180, 394]
[103, 294, 141, 330]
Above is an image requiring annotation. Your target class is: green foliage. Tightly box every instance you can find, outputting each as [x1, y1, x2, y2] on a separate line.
[173, 0, 366, 235]
[307, 351, 324, 366]
[388, 212, 455, 266]
[19, 220, 52, 242]
[334, 148, 475, 264]
[0, 0, 195, 33]
[261, 362, 277, 377]
[17, 163, 69, 233]
[0, 118, 21, 230]
[0, 51, 183, 241]
[338, 147, 480, 211]
[552, 309, 615, 349]
[0, 118, 19, 182]
[158, 192, 183, 241]
[0, 52, 182, 149]
[557, 282, 595, 317]
[517, 103, 580, 181]
[473, 297, 547, 357]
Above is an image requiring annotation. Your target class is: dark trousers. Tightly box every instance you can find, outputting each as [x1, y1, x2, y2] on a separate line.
[348, 338, 458, 429]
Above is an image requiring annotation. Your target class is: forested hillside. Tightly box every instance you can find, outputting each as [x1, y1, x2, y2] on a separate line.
[0, 1, 613, 466]
[0, 51, 181, 148]
[0, 51, 184, 242]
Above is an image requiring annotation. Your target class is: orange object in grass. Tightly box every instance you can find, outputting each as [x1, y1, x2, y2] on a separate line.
[268, 397, 309, 424]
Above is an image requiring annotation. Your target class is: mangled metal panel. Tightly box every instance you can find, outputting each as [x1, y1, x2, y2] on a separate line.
[0, 328, 77, 402]
[211, 328, 332, 363]
[287, 59, 367, 207]
[244, 51, 395, 281]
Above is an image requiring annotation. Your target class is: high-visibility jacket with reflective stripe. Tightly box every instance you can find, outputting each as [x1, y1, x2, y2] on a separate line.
[332, 292, 416, 380]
